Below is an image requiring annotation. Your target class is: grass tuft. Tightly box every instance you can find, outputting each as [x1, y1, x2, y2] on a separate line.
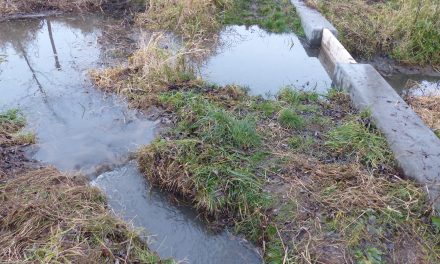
[325, 119, 393, 169]
[278, 108, 304, 129]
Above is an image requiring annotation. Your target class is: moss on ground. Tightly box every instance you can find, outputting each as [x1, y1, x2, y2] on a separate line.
[307, 0, 440, 66]
[0, 111, 169, 263]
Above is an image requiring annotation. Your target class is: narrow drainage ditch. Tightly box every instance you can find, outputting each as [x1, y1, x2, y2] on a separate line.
[0, 14, 331, 263]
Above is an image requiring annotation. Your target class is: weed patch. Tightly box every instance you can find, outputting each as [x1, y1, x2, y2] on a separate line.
[90, 34, 202, 109]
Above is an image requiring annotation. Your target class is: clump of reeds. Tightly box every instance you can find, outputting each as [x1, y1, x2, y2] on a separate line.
[0, 167, 165, 263]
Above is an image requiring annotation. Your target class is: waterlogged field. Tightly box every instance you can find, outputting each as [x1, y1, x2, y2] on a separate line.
[1, 0, 440, 263]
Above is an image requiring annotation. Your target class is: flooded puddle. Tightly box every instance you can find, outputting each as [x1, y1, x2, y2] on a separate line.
[0, 15, 261, 263]
[385, 73, 440, 97]
[200, 25, 332, 95]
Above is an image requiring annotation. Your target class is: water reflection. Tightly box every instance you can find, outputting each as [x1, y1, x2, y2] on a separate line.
[0, 15, 262, 263]
[200, 25, 332, 95]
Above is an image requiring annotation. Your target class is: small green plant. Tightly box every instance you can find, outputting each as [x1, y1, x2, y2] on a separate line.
[288, 135, 313, 150]
[354, 247, 383, 264]
[278, 108, 304, 129]
[253, 100, 280, 117]
[198, 108, 261, 149]
[0, 109, 25, 126]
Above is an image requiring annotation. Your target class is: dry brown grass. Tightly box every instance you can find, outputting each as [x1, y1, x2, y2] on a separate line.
[135, 0, 231, 40]
[90, 34, 204, 109]
[271, 153, 438, 263]
[407, 96, 440, 134]
[0, 0, 104, 15]
[0, 167, 163, 263]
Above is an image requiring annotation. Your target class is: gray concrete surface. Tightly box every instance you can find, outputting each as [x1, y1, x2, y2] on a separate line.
[333, 63, 440, 210]
[291, 0, 338, 46]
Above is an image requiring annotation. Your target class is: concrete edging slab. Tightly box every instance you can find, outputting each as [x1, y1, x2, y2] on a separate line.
[333, 63, 440, 210]
[291, 0, 440, 211]
[290, 0, 338, 46]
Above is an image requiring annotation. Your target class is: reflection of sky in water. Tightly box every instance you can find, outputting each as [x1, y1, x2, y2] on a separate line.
[0, 15, 262, 263]
[385, 73, 440, 97]
[93, 162, 261, 263]
[0, 16, 156, 172]
[200, 25, 332, 95]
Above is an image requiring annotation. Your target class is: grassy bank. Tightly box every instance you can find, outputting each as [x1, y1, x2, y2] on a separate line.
[0, 109, 168, 263]
[133, 80, 440, 262]
[307, 0, 440, 66]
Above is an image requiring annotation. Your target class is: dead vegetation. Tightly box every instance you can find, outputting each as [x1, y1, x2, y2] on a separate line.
[0, 168, 165, 263]
[407, 95, 440, 136]
[135, 0, 231, 40]
[90, 34, 205, 109]
[0, 0, 104, 15]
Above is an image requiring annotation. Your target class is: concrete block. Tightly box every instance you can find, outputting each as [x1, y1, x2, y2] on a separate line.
[291, 0, 338, 46]
[333, 63, 440, 210]
[320, 28, 356, 74]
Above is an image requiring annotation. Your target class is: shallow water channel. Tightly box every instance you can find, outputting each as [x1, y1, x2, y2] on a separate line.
[0, 14, 332, 263]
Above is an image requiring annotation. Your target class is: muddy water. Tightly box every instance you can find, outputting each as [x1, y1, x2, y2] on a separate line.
[385, 74, 440, 97]
[200, 25, 332, 95]
[0, 15, 261, 263]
